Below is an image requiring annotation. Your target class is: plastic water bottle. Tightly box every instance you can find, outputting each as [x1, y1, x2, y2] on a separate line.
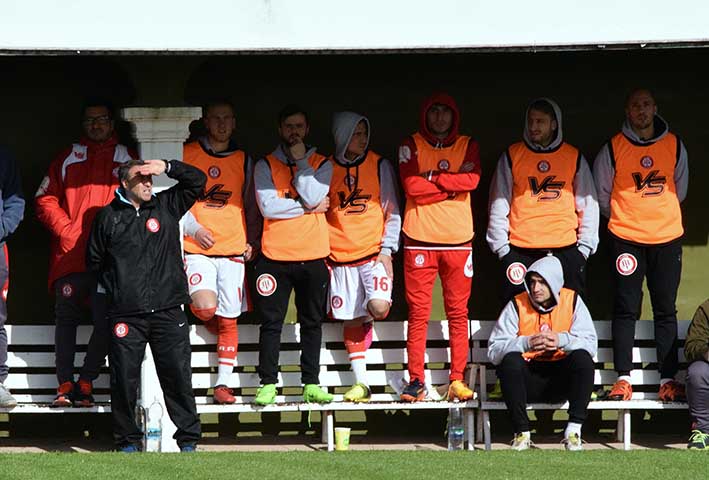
[146, 398, 164, 452]
[447, 401, 465, 451]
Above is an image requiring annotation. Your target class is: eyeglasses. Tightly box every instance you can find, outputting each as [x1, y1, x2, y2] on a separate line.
[83, 115, 111, 126]
[205, 115, 234, 124]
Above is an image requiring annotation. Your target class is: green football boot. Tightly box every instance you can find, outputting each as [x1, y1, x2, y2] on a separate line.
[303, 384, 333, 403]
[343, 383, 371, 403]
[254, 384, 277, 406]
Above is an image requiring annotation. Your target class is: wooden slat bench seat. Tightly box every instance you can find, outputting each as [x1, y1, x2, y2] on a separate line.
[1, 320, 478, 451]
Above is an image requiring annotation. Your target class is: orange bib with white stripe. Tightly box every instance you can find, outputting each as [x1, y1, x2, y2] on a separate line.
[516, 288, 576, 362]
[509, 142, 579, 249]
[403, 133, 473, 244]
[261, 153, 330, 261]
[327, 150, 384, 263]
[183, 142, 248, 256]
[608, 132, 683, 244]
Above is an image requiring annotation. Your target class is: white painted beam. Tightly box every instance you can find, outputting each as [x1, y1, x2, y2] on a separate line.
[2, 1, 708, 52]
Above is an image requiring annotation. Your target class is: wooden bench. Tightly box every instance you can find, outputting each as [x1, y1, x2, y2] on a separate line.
[1, 320, 478, 451]
[471, 319, 690, 450]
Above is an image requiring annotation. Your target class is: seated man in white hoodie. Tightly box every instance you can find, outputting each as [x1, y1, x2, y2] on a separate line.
[488, 256, 597, 451]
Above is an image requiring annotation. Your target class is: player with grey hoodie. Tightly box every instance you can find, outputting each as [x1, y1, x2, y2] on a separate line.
[593, 88, 689, 404]
[326, 111, 400, 403]
[251, 105, 334, 406]
[487, 98, 598, 301]
[488, 255, 597, 450]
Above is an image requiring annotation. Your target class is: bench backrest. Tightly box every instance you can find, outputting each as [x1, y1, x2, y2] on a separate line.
[5, 319, 690, 404]
[5, 320, 463, 404]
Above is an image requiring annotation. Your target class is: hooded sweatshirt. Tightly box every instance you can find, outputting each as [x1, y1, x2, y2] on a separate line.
[487, 255, 597, 366]
[254, 142, 332, 219]
[592, 114, 688, 239]
[399, 93, 481, 205]
[398, 92, 481, 244]
[327, 111, 401, 257]
[487, 98, 599, 259]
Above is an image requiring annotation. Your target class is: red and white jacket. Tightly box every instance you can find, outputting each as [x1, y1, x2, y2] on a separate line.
[35, 133, 135, 289]
[398, 92, 481, 245]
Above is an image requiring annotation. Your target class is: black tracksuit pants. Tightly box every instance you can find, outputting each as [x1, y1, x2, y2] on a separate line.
[500, 244, 587, 302]
[496, 351, 595, 433]
[611, 235, 682, 378]
[54, 272, 109, 384]
[109, 307, 201, 449]
[252, 255, 329, 386]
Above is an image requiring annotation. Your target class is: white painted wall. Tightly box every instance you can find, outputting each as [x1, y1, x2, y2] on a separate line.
[2, 0, 708, 52]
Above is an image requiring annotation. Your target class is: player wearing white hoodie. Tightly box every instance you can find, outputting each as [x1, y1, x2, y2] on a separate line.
[488, 256, 597, 450]
[326, 112, 401, 403]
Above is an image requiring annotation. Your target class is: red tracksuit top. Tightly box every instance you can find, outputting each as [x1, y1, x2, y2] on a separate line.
[35, 133, 136, 289]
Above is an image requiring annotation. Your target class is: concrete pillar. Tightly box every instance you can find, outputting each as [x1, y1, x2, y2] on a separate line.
[122, 107, 201, 187]
[121, 106, 200, 452]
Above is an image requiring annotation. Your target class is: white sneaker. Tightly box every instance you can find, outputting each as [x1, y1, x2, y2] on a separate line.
[511, 431, 532, 451]
[0, 383, 17, 408]
[562, 432, 584, 451]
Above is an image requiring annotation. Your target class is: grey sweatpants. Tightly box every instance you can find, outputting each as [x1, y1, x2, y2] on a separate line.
[687, 360, 709, 432]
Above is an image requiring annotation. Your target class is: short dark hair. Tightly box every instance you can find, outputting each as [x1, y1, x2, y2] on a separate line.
[81, 97, 115, 121]
[202, 98, 236, 118]
[528, 99, 557, 122]
[118, 159, 146, 185]
[625, 88, 655, 107]
[278, 104, 309, 126]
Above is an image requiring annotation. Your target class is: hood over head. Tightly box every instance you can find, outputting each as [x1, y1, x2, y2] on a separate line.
[523, 97, 563, 151]
[332, 111, 370, 164]
[419, 92, 460, 146]
[524, 255, 565, 313]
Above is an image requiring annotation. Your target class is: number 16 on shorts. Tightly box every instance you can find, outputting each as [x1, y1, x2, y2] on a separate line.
[372, 275, 391, 292]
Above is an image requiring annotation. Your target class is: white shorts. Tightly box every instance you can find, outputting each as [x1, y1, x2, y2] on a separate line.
[328, 259, 392, 320]
[185, 254, 249, 317]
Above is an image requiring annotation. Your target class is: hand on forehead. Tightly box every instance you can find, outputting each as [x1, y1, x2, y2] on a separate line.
[129, 164, 152, 180]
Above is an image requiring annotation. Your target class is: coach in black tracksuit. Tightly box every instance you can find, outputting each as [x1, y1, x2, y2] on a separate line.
[87, 158, 206, 451]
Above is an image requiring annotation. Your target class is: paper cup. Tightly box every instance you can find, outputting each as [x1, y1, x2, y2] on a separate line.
[334, 427, 351, 451]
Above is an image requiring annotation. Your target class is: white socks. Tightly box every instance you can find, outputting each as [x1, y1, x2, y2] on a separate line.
[216, 360, 234, 387]
[618, 375, 632, 384]
[350, 356, 367, 385]
[565, 422, 582, 439]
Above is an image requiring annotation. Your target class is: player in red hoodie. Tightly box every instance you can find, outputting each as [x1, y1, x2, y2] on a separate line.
[398, 93, 481, 401]
[35, 99, 136, 407]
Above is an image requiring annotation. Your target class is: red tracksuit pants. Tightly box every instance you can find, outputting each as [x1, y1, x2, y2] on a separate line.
[404, 246, 472, 382]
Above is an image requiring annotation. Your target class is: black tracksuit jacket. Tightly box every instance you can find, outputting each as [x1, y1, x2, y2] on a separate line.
[86, 160, 207, 318]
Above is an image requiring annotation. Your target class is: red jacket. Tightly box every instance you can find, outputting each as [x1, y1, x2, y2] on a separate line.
[35, 134, 136, 289]
[398, 92, 481, 214]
